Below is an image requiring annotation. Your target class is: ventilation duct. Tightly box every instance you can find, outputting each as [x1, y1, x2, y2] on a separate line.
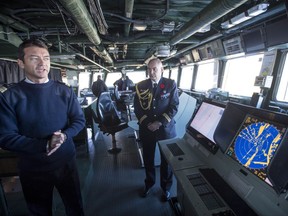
[58, 0, 113, 64]
[169, 0, 249, 45]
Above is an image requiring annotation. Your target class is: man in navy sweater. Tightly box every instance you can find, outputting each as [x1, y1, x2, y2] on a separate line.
[0, 38, 85, 215]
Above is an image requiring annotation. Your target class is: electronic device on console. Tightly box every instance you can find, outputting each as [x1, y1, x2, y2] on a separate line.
[214, 102, 288, 194]
[226, 114, 287, 187]
[187, 99, 226, 154]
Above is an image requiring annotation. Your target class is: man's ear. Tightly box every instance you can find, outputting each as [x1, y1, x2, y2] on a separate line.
[17, 59, 24, 69]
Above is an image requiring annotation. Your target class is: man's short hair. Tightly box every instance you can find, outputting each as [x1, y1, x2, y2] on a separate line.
[148, 58, 162, 66]
[18, 38, 49, 61]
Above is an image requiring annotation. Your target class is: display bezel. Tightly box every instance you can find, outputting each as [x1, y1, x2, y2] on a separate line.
[226, 114, 287, 186]
[187, 99, 226, 154]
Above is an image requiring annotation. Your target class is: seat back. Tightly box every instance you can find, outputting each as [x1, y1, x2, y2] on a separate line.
[174, 92, 197, 138]
[96, 92, 121, 127]
[113, 85, 120, 100]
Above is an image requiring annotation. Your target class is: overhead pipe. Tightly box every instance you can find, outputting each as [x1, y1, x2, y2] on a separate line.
[124, 0, 134, 37]
[0, 13, 29, 32]
[0, 25, 23, 47]
[58, 0, 113, 64]
[75, 53, 111, 73]
[169, 0, 249, 45]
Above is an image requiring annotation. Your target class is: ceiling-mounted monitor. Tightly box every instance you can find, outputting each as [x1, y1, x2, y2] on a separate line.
[184, 53, 193, 64]
[206, 39, 226, 58]
[198, 46, 208, 60]
[265, 18, 288, 48]
[222, 36, 244, 55]
[241, 28, 266, 53]
[191, 49, 201, 62]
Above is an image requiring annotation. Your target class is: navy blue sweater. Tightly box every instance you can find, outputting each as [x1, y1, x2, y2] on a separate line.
[0, 80, 85, 172]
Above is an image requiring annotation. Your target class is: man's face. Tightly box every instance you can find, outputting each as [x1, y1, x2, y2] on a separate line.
[147, 60, 163, 82]
[17, 46, 50, 83]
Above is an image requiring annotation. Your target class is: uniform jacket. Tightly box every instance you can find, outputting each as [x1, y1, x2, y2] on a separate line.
[134, 77, 179, 140]
[92, 79, 108, 97]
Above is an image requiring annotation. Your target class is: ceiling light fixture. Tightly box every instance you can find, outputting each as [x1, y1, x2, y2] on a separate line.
[221, 20, 234, 29]
[162, 21, 175, 33]
[248, 3, 269, 17]
[221, 3, 269, 29]
[77, 65, 85, 69]
[170, 49, 177, 56]
[133, 23, 147, 31]
[155, 45, 171, 57]
[231, 12, 250, 25]
[197, 24, 211, 33]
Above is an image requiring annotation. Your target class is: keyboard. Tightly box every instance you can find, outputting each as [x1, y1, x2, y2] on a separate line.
[188, 172, 226, 211]
[167, 143, 184, 156]
[199, 168, 258, 216]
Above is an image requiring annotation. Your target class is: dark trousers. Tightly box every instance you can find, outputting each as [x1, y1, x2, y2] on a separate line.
[19, 157, 84, 216]
[141, 130, 173, 191]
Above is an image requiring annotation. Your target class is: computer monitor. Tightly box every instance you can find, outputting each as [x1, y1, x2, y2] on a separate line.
[226, 114, 287, 187]
[187, 99, 226, 154]
[241, 27, 266, 53]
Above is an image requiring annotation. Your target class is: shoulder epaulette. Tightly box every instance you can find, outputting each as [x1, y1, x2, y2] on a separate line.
[137, 79, 148, 87]
[0, 83, 17, 93]
[0, 86, 7, 93]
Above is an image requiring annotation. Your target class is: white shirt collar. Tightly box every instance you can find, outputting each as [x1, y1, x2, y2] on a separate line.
[24, 77, 49, 84]
[151, 80, 158, 85]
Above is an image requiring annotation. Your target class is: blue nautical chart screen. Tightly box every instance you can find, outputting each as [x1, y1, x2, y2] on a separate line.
[226, 114, 287, 186]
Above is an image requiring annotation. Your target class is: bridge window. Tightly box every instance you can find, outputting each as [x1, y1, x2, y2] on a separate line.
[276, 53, 288, 102]
[126, 71, 147, 84]
[106, 72, 122, 87]
[170, 67, 179, 84]
[195, 61, 217, 92]
[163, 69, 169, 78]
[179, 66, 194, 90]
[78, 71, 91, 90]
[222, 54, 263, 97]
[92, 72, 104, 82]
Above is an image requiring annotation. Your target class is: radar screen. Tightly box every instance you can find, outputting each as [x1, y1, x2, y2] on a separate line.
[226, 114, 286, 185]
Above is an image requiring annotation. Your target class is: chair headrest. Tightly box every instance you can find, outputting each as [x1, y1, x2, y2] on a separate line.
[97, 92, 121, 126]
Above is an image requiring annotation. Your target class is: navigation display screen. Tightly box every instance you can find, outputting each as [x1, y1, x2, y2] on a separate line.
[187, 100, 225, 154]
[226, 114, 286, 186]
[189, 101, 225, 143]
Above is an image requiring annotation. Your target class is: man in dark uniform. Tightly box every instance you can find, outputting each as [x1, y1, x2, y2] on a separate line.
[113, 74, 125, 90]
[133, 58, 179, 201]
[113, 74, 134, 91]
[92, 74, 108, 97]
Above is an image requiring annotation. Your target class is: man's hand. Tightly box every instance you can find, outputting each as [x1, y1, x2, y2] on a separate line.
[147, 121, 162, 132]
[47, 131, 67, 156]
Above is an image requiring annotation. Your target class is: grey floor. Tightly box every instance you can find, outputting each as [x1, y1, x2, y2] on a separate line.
[2, 126, 178, 216]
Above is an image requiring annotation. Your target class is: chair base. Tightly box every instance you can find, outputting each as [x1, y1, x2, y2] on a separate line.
[108, 147, 121, 154]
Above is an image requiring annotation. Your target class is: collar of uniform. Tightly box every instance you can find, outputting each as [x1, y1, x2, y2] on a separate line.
[25, 77, 49, 84]
[151, 80, 158, 86]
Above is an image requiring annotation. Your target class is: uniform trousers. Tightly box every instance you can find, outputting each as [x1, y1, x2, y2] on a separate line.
[19, 157, 84, 216]
[140, 127, 173, 192]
